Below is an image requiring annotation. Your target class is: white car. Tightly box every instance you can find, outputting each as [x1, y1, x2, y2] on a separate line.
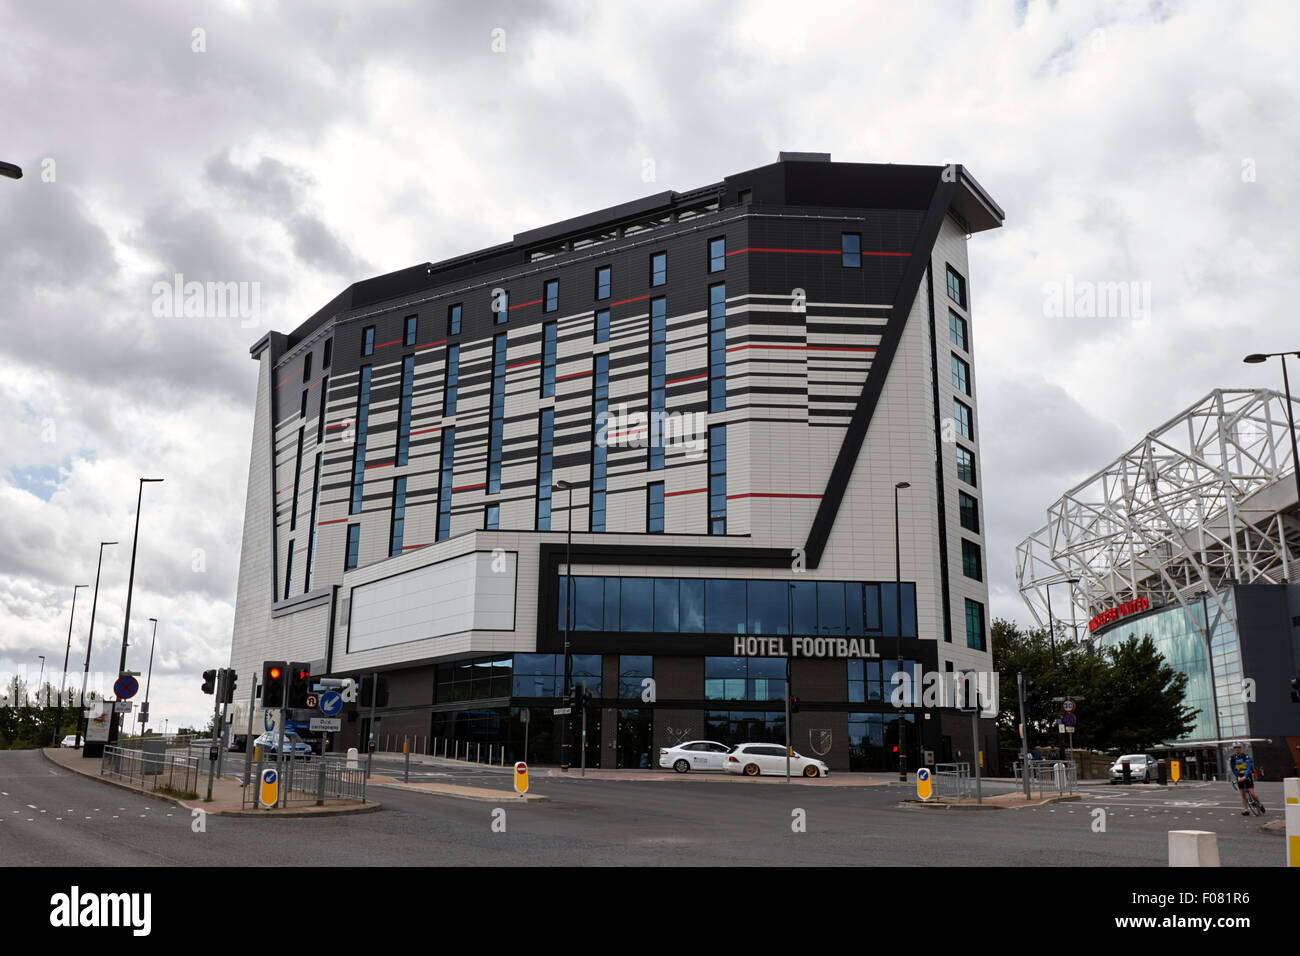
[724, 743, 830, 778]
[659, 740, 732, 773]
[1109, 754, 1156, 783]
[60, 734, 79, 748]
[252, 731, 313, 758]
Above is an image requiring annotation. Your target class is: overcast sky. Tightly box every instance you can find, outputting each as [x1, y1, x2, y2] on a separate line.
[2, 0, 1297, 728]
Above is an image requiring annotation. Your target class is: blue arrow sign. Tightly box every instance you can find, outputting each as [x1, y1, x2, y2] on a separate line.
[319, 691, 343, 717]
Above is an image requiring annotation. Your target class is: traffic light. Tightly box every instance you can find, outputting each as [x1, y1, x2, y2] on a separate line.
[221, 669, 237, 704]
[790, 695, 800, 714]
[359, 675, 389, 708]
[201, 669, 217, 695]
[287, 662, 311, 708]
[572, 682, 587, 708]
[261, 660, 287, 708]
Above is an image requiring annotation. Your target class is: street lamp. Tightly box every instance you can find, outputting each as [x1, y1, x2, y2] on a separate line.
[139, 618, 158, 737]
[1243, 352, 1300, 524]
[78, 541, 118, 747]
[554, 479, 573, 770]
[54, 584, 88, 746]
[112, 477, 163, 743]
[894, 480, 910, 782]
[1044, 577, 1080, 759]
[36, 656, 45, 713]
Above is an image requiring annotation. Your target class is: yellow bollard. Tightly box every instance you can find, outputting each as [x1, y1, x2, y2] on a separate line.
[1285, 778, 1299, 867]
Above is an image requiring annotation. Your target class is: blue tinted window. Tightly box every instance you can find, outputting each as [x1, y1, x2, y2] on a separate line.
[708, 424, 726, 534]
[541, 322, 557, 398]
[436, 427, 455, 541]
[649, 297, 667, 471]
[362, 326, 374, 356]
[747, 580, 789, 635]
[443, 345, 460, 417]
[650, 251, 666, 286]
[653, 578, 678, 631]
[647, 481, 664, 533]
[620, 578, 653, 631]
[349, 366, 372, 514]
[864, 583, 881, 632]
[603, 576, 620, 630]
[345, 524, 360, 571]
[595, 266, 611, 300]
[790, 580, 817, 633]
[485, 504, 499, 530]
[594, 308, 610, 344]
[705, 579, 746, 634]
[488, 335, 507, 494]
[705, 657, 746, 700]
[494, 290, 509, 325]
[952, 353, 970, 395]
[447, 303, 462, 335]
[817, 581, 845, 635]
[389, 477, 407, 556]
[845, 583, 864, 636]
[544, 279, 559, 313]
[679, 578, 705, 632]
[709, 236, 725, 272]
[536, 409, 554, 530]
[404, 315, 417, 346]
[949, 310, 967, 351]
[590, 354, 609, 532]
[842, 233, 861, 268]
[574, 576, 603, 631]
[956, 445, 976, 486]
[396, 355, 415, 466]
[708, 284, 727, 414]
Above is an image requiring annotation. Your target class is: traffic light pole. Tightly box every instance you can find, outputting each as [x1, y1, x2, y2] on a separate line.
[365, 671, 378, 779]
[205, 676, 222, 802]
[243, 674, 256, 791]
[1017, 673, 1030, 799]
[277, 697, 287, 808]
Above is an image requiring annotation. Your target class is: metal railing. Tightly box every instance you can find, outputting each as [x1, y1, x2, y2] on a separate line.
[933, 762, 973, 799]
[100, 744, 201, 795]
[242, 752, 367, 809]
[1021, 759, 1078, 797]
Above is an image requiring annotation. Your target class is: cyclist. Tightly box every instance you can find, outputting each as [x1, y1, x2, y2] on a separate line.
[1229, 742, 1257, 815]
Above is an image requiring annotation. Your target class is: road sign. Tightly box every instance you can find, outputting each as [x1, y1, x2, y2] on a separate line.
[319, 691, 343, 716]
[309, 718, 341, 732]
[114, 700, 133, 714]
[1171, 760, 1181, 783]
[514, 762, 529, 794]
[259, 768, 278, 809]
[1062, 712, 1076, 727]
[916, 767, 932, 801]
[114, 675, 139, 700]
[552, 707, 571, 716]
[1061, 699, 1075, 714]
[263, 710, 277, 732]
[305, 694, 319, 709]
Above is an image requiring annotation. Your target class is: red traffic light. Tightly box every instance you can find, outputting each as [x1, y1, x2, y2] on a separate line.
[269, 667, 282, 680]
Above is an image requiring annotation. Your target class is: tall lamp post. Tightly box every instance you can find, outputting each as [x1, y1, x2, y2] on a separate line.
[54, 584, 88, 746]
[554, 479, 574, 770]
[77, 541, 118, 747]
[894, 480, 910, 782]
[111, 477, 163, 743]
[1243, 351, 1300, 517]
[1044, 577, 1080, 758]
[138, 618, 158, 737]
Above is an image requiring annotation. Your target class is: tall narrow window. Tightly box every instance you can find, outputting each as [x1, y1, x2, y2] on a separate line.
[709, 236, 726, 272]
[541, 322, 558, 397]
[946, 265, 967, 308]
[316, 376, 329, 443]
[283, 542, 294, 600]
[300, 390, 308, 419]
[494, 290, 510, 325]
[709, 425, 727, 535]
[304, 452, 323, 592]
[961, 539, 982, 581]
[536, 409, 555, 531]
[389, 477, 407, 557]
[591, 354, 609, 532]
[709, 283, 727, 413]
[648, 296, 666, 470]
[965, 598, 986, 651]
[290, 427, 305, 531]
[953, 398, 973, 440]
[958, 491, 980, 533]
[404, 315, 417, 347]
[594, 308, 610, 344]
[951, 353, 970, 395]
[302, 352, 313, 383]
[488, 334, 507, 494]
[650, 251, 667, 286]
[956, 445, 977, 487]
[443, 344, 460, 416]
[648, 481, 665, 533]
[595, 266, 611, 300]
[949, 310, 968, 351]
[447, 303, 462, 336]
[396, 355, 415, 465]
[349, 366, 372, 514]
[485, 504, 499, 530]
[437, 427, 456, 541]
[362, 326, 375, 356]
[322, 338, 332, 369]
[344, 524, 360, 571]
[842, 233, 861, 268]
[544, 279, 559, 313]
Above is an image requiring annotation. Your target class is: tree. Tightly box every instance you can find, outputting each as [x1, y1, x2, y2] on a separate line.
[1084, 634, 1198, 751]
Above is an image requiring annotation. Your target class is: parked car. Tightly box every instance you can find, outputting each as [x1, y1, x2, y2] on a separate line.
[1109, 754, 1157, 783]
[659, 740, 732, 773]
[724, 743, 830, 778]
[252, 731, 313, 758]
[60, 734, 79, 748]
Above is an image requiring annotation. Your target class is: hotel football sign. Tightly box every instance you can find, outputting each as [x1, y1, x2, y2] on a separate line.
[734, 636, 882, 659]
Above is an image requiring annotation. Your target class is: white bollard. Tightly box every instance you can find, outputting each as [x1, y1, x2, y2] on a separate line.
[1168, 830, 1220, 867]
[1285, 777, 1299, 868]
[346, 747, 358, 772]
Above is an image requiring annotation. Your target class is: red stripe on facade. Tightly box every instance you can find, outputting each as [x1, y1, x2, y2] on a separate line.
[509, 298, 543, 310]
[415, 339, 447, 351]
[665, 487, 707, 497]
[610, 293, 650, 307]
[274, 366, 301, 389]
[401, 543, 429, 551]
[409, 426, 441, 437]
[276, 484, 294, 495]
[306, 375, 327, 390]
[507, 358, 541, 370]
[726, 492, 824, 500]
[326, 421, 350, 431]
[725, 247, 910, 258]
[725, 343, 877, 354]
[294, 546, 308, 554]
[375, 338, 403, 349]
[318, 518, 348, 526]
[452, 482, 486, 491]
[364, 460, 393, 470]
[556, 370, 592, 381]
[665, 373, 707, 385]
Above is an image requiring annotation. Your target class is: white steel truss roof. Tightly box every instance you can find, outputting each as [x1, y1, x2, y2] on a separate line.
[1016, 388, 1300, 642]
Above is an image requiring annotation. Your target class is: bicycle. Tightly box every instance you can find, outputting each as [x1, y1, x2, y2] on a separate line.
[1231, 775, 1266, 816]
